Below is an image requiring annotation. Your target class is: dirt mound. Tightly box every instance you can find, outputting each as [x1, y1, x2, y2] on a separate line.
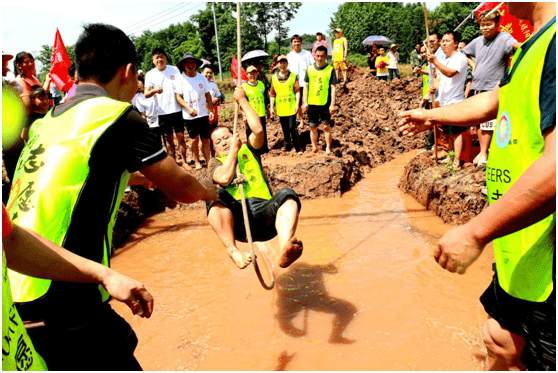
[398, 150, 488, 225]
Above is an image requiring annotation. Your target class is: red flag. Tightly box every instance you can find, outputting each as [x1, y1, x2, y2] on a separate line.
[476, 3, 534, 43]
[231, 55, 247, 86]
[50, 29, 73, 92]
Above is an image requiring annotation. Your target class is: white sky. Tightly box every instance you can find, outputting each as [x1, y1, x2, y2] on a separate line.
[1, 1, 440, 70]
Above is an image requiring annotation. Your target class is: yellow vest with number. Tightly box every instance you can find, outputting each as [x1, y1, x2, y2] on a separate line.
[6, 97, 132, 304]
[271, 72, 297, 117]
[242, 81, 266, 117]
[486, 20, 556, 302]
[216, 144, 272, 201]
[307, 64, 333, 106]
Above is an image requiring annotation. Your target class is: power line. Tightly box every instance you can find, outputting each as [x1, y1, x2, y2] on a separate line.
[127, 3, 205, 36]
[122, 3, 188, 31]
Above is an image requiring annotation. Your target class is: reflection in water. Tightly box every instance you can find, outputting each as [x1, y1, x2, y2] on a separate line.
[275, 262, 358, 344]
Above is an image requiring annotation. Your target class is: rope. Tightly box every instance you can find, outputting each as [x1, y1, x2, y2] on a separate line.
[233, 2, 275, 290]
[423, 2, 438, 164]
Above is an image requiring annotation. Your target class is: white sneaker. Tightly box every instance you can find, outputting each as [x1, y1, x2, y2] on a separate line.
[473, 153, 481, 165]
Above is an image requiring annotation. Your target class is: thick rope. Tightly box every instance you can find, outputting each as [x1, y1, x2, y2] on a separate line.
[233, 2, 275, 290]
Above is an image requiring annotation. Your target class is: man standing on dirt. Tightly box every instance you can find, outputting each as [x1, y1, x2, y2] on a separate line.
[175, 52, 214, 170]
[398, 2, 556, 370]
[5, 23, 218, 370]
[462, 9, 520, 168]
[332, 28, 349, 86]
[303, 45, 338, 155]
[427, 31, 468, 170]
[207, 87, 303, 270]
[287, 34, 314, 128]
[145, 48, 189, 169]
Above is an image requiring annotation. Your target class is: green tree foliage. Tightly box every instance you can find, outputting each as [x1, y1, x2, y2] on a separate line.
[329, 2, 481, 63]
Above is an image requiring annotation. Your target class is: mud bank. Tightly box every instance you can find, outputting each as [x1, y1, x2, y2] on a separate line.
[398, 150, 488, 225]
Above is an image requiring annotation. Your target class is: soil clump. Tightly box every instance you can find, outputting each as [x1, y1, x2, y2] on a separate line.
[398, 150, 488, 225]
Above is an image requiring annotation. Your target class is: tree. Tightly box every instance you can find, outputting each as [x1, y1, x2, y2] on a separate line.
[36, 44, 75, 81]
[243, 3, 302, 51]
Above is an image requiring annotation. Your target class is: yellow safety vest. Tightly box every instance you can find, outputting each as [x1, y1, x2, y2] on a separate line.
[486, 19, 556, 302]
[215, 144, 272, 201]
[271, 72, 297, 117]
[333, 37, 346, 61]
[306, 64, 334, 106]
[242, 81, 266, 117]
[6, 97, 131, 304]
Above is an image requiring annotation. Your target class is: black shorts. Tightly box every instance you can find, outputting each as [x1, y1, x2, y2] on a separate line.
[184, 116, 211, 139]
[480, 265, 556, 371]
[158, 111, 184, 136]
[308, 104, 332, 127]
[25, 302, 142, 370]
[441, 124, 468, 135]
[206, 187, 301, 242]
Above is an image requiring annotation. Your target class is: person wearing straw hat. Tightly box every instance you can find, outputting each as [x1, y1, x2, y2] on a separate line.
[175, 51, 214, 169]
[387, 44, 400, 81]
[207, 87, 303, 270]
[399, 3, 556, 370]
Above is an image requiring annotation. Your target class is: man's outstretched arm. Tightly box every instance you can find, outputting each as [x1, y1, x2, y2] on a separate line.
[4, 221, 154, 318]
[398, 86, 500, 136]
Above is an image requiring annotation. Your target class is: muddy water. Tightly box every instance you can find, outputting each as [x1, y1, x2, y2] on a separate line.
[111, 150, 494, 371]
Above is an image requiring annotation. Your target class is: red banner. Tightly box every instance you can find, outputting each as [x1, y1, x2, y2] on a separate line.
[231, 55, 247, 86]
[50, 29, 73, 92]
[476, 2, 534, 43]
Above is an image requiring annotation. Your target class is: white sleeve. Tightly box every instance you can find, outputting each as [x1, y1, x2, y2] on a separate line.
[144, 71, 155, 89]
[174, 76, 183, 95]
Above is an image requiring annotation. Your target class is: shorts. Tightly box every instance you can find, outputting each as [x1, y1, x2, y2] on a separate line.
[470, 90, 495, 131]
[24, 302, 142, 370]
[158, 111, 184, 136]
[206, 187, 301, 242]
[334, 60, 347, 71]
[441, 124, 468, 135]
[308, 104, 332, 127]
[480, 265, 556, 371]
[184, 116, 211, 139]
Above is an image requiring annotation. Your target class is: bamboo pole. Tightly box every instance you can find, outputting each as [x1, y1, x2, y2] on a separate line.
[423, 2, 438, 164]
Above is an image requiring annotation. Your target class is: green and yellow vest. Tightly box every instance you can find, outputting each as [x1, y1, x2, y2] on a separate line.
[271, 72, 297, 117]
[307, 64, 333, 106]
[486, 19, 556, 302]
[215, 144, 272, 201]
[6, 97, 132, 304]
[242, 81, 266, 117]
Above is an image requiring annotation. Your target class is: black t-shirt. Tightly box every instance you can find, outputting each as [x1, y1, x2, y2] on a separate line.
[18, 84, 166, 317]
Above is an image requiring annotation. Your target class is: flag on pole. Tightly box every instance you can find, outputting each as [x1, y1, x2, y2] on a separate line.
[231, 54, 247, 86]
[476, 2, 534, 43]
[50, 28, 73, 92]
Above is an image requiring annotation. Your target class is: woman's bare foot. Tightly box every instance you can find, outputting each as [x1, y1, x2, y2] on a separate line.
[325, 148, 331, 155]
[228, 247, 252, 269]
[278, 237, 303, 268]
[312, 147, 319, 154]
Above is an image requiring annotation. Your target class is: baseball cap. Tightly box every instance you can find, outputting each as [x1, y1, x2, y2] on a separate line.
[277, 55, 288, 63]
[334, 28, 342, 33]
[316, 31, 323, 36]
[246, 65, 258, 73]
[390, 44, 398, 49]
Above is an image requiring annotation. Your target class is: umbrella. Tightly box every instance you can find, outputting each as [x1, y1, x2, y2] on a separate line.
[362, 35, 393, 46]
[241, 50, 270, 62]
[199, 59, 211, 69]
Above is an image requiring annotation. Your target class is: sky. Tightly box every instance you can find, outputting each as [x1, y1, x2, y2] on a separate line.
[1, 1, 440, 70]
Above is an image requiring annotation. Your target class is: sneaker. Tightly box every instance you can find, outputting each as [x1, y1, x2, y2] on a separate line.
[473, 153, 481, 165]
[481, 187, 488, 196]
[477, 160, 487, 168]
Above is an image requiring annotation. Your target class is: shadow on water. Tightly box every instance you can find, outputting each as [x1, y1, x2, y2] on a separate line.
[275, 351, 297, 371]
[275, 262, 358, 344]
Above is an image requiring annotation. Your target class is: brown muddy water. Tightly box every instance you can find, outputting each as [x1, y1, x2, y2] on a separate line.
[110, 150, 494, 371]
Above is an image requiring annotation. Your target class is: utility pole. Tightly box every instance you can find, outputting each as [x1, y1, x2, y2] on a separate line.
[212, 2, 223, 81]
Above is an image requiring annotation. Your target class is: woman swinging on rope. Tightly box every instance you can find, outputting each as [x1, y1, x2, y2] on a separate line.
[206, 87, 303, 270]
